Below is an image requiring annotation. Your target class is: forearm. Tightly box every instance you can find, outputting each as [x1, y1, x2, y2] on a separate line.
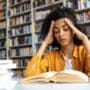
[36, 41, 48, 57]
[81, 35, 90, 54]
[24, 41, 48, 77]
[24, 55, 41, 77]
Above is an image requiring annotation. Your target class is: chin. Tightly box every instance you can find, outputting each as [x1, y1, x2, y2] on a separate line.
[60, 43, 68, 47]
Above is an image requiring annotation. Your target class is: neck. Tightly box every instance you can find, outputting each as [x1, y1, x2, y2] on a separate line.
[61, 43, 74, 59]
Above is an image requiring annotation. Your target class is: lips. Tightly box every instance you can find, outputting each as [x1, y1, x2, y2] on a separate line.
[59, 38, 66, 43]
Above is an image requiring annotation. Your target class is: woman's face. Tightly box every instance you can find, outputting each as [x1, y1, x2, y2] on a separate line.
[53, 18, 74, 47]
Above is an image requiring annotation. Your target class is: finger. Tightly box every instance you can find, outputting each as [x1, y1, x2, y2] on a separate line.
[64, 18, 77, 33]
[50, 21, 54, 31]
[64, 18, 84, 38]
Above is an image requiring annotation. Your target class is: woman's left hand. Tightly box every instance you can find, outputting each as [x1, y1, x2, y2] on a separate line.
[64, 18, 87, 41]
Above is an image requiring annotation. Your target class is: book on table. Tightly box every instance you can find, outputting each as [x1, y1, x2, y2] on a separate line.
[21, 70, 88, 83]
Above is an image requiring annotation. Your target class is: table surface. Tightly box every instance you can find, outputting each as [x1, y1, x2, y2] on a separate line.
[12, 77, 90, 90]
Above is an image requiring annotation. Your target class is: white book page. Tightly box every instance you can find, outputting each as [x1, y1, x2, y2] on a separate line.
[59, 70, 88, 82]
[42, 71, 57, 78]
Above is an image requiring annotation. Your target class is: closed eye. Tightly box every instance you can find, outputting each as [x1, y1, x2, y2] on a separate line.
[62, 25, 70, 31]
[53, 29, 59, 33]
[53, 24, 70, 34]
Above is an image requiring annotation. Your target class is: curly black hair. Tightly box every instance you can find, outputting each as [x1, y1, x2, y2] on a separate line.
[40, 7, 85, 48]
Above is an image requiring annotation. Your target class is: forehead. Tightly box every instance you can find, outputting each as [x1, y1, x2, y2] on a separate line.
[54, 18, 65, 28]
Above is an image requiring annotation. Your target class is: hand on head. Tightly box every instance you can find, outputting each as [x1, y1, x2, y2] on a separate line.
[64, 18, 87, 40]
[44, 21, 55, 45]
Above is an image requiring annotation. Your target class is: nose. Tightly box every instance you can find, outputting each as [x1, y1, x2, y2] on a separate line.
[59, 28, 64, 36]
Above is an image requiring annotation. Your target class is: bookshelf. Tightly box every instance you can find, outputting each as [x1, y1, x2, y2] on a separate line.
[0, 0, 7, 59]
[66, 0, 90, 38]
[8, 0, 32, 75]
[7, 0, 64, 76]
[0, 0, 89, 76]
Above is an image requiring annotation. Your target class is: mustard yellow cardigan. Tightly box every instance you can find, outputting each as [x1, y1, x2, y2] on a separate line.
[24, 45, 90, 77]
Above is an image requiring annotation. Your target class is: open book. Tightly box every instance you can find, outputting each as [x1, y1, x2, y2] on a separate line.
[22, 70, 88, 83]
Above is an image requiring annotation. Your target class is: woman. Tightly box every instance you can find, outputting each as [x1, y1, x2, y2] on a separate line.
[24, 7, 90, 77]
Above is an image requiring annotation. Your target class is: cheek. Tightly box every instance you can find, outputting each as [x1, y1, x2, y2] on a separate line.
[67, 30, 73, 36]
[67, 32, 74, 41]
[54, 34, 58, 40]
[54, 35, 60, 43]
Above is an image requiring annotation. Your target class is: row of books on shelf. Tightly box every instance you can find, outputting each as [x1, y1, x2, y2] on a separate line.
[10, 47, 32, 57]
[9, 35, 41, 47]
[9, 44, 43, 58]
[0, 10, 6, 18]
[0, 30, 6, 38]
[9, 2, 31, 16]
[0, 34, 42, 48]
[35, 9, 51, 21]
[0, 50, 6, 58]
[35, 44, 50, 52]
[76, 10, 90, 23]
[9, 22, 43, 37]
[0, 32, 40, 48]
[67, 0, 90, 9]
[0, 41, 6, 47]
[33, 0, 60, 7]
[0, 21, 6, 28]
[9, 0, 60, 7]
[77, 0, 90, 9]
[9, 25, 31, 36]
[35, 44, 41, 51]
[35, 22, 43, 32]
[34, 33, 41, 43]
[11, 36, 32, 46]
[14, 58, 28, 68]
[10, 14, 31, 26]
[0, 1, 6, 10]
[9, 0, 30, 6]
[85, 25, 90, 37]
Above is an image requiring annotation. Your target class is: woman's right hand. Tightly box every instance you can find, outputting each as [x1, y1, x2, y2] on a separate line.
[36, 21, 54, 57]
[44, 21, 54, 45]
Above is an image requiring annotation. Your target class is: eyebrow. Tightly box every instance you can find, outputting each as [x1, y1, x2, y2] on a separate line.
[53, 24, 67, 30]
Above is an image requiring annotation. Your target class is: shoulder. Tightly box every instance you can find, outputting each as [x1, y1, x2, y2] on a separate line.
[74, 45, 86, 55]
[78, 45, 86, 51]
[74, 44, 85, 50]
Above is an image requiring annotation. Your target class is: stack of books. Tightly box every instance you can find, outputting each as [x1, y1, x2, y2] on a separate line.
[0, 60, 17, 90]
